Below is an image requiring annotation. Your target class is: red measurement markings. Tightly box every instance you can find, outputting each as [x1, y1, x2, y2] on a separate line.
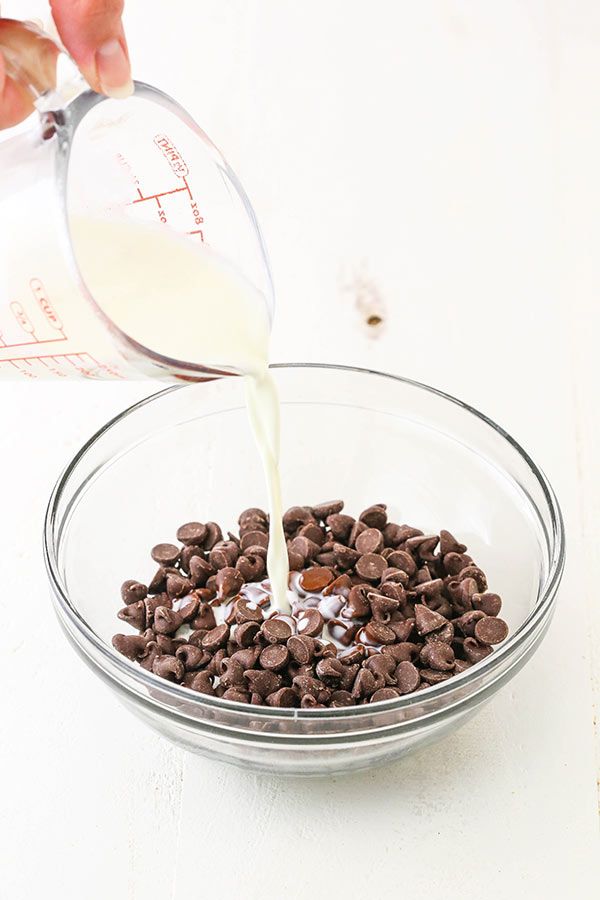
[153, 134, 189, 177]
[131, 185, 188, 204]
[0, 352, 124, 380]
[116, 152, 141, 192]
[10, 301, 36, 336]
[29, 279, 65, 335]
[126, 137, 207, 238]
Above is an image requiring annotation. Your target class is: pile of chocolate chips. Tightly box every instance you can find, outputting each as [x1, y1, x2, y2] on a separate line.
[112, 502, 509, 708]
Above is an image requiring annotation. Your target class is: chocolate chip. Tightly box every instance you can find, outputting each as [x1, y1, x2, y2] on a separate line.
[312, 500, 344, 521]
[151, 543, 180, 566]
[179, 545, 204, 574]
[152, 655, 184, 682]
[474, 616, 508, 645]
[233, 596, 263, 624]
[288, 535, 320, 562]
[176, 522, 207, 546]
[287, 634, 315, 664]
[382, 523, 403, 547]
[326, 513, 355, 541]
[364, 653, 397, 682]
[231, 645, 261, 668]
[333, 542, 361, 569]
[455, 659, 473, 673]
[239, 518, 268, 537]
[463, 637, 493, 663]
[382, 642, 420, 663]
[117, 600, 146, 631]
[244, 669, 281, 697]
[386, 550, 417, 576]
[395, 661, 420, 693]
[458, 566, 488, 592]
[405, 534, 439, 561]
[112, 633, 150, 660]
[283, 506, 314, 532]
[323, 573, 352, 597]
[414, 604, 448, 635]
[296, 524, 324, 547]
[355, 528, 384, 555]
[219, 656, 246, 687]
[364, 620, 397, 645]
[201, 624, 230, 651]
[388, 619, 415, 642]
[455, 610, 486, 636]
[203, 522, 223, 550]
[148, 567, 167, 595]
[472, 592, 502, 617]
[351, 668, 377, 699]
[209, 540, 239, 569]
[371, 688, 401, 702]
[355, 553, 387, 582]
[235, 553, 265, 581]
[314, 551, 336, 567]
[238, 507, 268, 526]
[359, 504, 387, 529]
[240, 530, 269, 551]
[191, 603, 217, 631]
[367, 592, 399, 622]
[177, 594, 200, 623]
[260, 644, 290, 671]
[415, 578, 444, 598]
[175, 643, 208, 670]
[218, 687, 248, 703]
[379, 581, 406, 604]
[154, 607, 184, 635]
[120, 580, 147, 604]
[261, 617, 292, 644]
[186, 671, 215, 694]
[420, 642, 455, 671]
[165, 573, 192, 600]
[155, 634, 178, 654]
[348, 520, 368, 548]
[346, 584, 371, 618]
[425, 621, 455, 644]
[299, 566, 334, 592]
[439, 529, 467, 556]
[296, 608, 325, 637]
[215, 566, 244, 600]
[420, 668, 452, 685]
[292, 675, 322, 698]
[188, 556, 214, 587]
[381, 567, 409, 585]
[233, 622, 260, 649]
[288, 549, 306, 571]
[266, 687, 298, 707]
[315, 657, 345, 684]
[443, 552, 473, 575]
[338, 645, 366, 665]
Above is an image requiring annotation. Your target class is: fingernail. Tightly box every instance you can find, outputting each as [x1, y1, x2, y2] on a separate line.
[96, 39, 133, 99]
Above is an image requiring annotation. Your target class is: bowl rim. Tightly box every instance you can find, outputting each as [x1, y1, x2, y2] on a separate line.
[44, 362, 566, 719]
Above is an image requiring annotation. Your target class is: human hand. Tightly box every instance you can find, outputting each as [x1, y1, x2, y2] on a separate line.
[0, 1, 132, 129]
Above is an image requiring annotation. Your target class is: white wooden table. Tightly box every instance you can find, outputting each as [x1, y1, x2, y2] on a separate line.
[1, 2, 599, 897]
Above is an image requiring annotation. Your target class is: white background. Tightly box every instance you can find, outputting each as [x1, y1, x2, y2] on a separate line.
[1, 1, 599, 897]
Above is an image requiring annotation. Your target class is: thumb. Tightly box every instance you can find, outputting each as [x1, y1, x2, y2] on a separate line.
[50, 0, 133, 98]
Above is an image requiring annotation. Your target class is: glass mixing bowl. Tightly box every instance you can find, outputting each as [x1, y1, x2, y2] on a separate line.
[45, 364, 565, 776]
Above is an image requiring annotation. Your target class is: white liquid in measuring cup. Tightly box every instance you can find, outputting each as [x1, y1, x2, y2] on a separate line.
[69, 217, 290, 612]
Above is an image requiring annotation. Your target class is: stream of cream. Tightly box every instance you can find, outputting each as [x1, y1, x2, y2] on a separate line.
[70, 217, 290, 611]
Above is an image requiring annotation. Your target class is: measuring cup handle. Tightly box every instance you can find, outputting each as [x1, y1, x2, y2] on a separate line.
[0, 19, 63, 100]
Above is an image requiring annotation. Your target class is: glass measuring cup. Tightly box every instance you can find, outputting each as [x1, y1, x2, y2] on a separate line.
[0, 22, 273, 381]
